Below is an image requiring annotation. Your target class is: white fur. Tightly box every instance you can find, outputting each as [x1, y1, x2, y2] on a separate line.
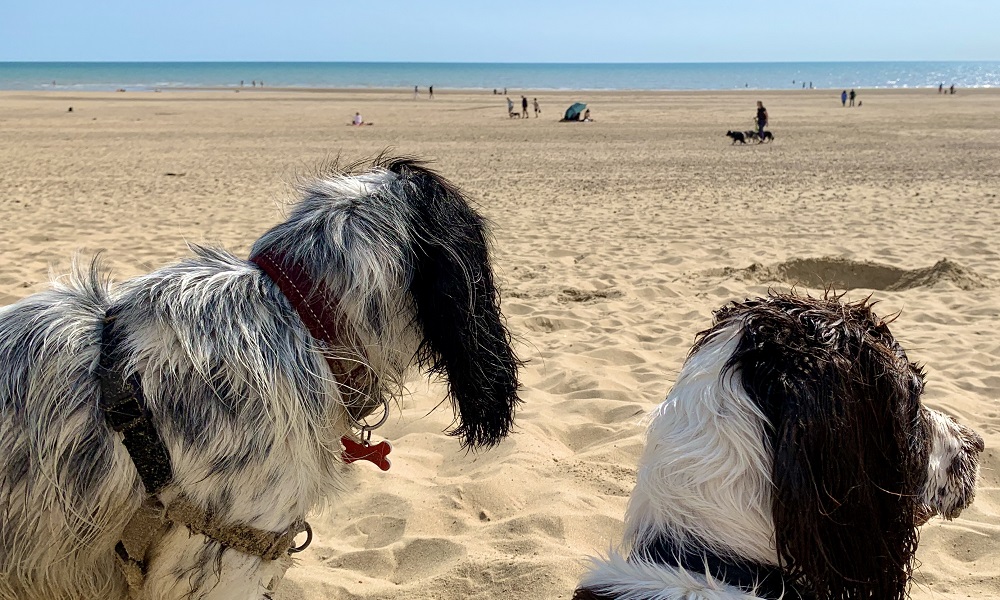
[624, 323, 776, 566]
[579, 552, 763, 600]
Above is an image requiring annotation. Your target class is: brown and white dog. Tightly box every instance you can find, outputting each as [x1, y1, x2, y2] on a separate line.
[575, 293, 982, 600]
[0, 157, 520, 599]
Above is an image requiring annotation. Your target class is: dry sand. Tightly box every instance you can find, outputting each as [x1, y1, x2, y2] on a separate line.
[1, 87, 998, 599]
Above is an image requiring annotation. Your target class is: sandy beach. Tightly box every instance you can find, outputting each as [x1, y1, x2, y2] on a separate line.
[1, 87, 998, 599]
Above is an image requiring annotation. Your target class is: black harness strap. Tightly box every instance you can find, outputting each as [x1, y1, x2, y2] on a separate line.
[98, 313, 173, 494]
[635, 537, 812, 600]
[97, 309, 312, 586]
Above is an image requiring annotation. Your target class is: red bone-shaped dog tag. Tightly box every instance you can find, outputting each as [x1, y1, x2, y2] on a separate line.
[341, 436, 392, 471]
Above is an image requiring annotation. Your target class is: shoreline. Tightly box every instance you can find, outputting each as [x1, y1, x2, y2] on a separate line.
[6, 60, 996, 95]
[3, 86, 999, 99]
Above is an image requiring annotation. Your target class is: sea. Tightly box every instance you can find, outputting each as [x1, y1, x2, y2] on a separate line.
[0, 61, 998, 92]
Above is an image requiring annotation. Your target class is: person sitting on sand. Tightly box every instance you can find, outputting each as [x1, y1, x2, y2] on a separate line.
[350, 112, 373, 126]
[582, 108, 592, 122]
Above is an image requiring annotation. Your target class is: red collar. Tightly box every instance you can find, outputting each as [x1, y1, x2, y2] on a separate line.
[251, 250, 351, 366]
[251, 250, 391, 471]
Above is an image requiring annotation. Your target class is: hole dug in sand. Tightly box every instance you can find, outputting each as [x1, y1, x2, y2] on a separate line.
[713, 257, 992, 291]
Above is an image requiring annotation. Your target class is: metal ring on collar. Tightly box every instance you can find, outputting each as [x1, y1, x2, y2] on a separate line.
[360, 398, 390, 433]
[289, 522, 313, 554]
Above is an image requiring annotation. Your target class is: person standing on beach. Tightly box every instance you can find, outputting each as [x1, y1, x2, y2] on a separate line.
[849, 89, 856, 107]
[414, 85, 418, 99]
[521, 96, 528, 119]
[429, 85, 434, 99]
[533, 97, 540, 117]
[755, 100, 768, 142]
[506, 97, 514, 117]
[841, 90, 847, 106]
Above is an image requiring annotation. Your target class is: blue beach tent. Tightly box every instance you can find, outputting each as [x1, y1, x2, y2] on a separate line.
[562, 102, 587, 121]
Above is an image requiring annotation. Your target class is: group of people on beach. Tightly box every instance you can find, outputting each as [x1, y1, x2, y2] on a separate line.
[506, 95, 540, 118]
[841, 89, 859, 107]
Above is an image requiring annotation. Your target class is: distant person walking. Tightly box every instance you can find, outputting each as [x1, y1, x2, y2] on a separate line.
[521, 96, 528, 118]
[429, 85, 434, 99]
[841, 90, 847, 107]
[755, 100, 768, 142]
[414, 85, 418, 99]
[939, 83, 944, 94]
[950, 84, 955, 95]
[849, 89, 856, 107]
[507, 97, 514, 118]
[533, 97, 540, 117]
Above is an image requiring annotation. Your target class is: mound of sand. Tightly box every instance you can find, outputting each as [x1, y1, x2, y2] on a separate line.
[711, 257, 993, 291]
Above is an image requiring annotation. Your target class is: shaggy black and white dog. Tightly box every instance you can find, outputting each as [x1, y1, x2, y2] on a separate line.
[0, 157, 520, 600]
[575, 293, 983, 600]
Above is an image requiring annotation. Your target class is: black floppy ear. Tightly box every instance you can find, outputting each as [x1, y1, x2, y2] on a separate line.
[733, 297, 924, 600]
[387, 158, 520, 450]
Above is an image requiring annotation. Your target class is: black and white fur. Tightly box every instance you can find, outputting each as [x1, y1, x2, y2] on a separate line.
[726, 130, 747, 144]
[0, 156, 520, 600]
[576, 293, 982, 600]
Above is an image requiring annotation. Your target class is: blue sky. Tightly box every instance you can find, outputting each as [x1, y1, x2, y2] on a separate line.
[2, 0, 996, 62]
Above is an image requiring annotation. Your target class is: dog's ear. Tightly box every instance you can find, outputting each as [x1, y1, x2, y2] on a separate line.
[732, 296, 925, 600]
[387, 158, 520, 450]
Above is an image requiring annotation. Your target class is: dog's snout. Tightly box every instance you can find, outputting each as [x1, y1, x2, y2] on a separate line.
[920, 408, 983, 522]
